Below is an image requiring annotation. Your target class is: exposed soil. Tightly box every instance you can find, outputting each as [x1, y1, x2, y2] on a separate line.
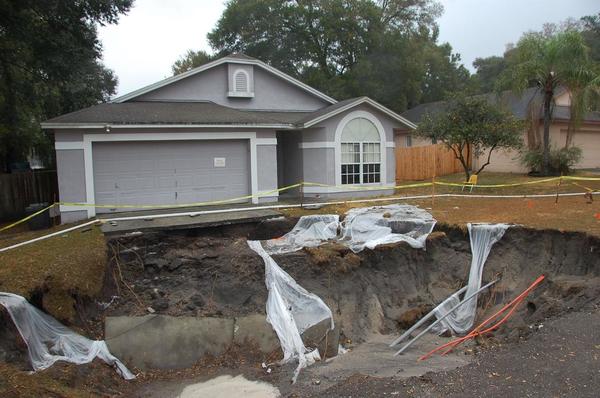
[103, 220, 600, 346]
[2, 216, 600, 397]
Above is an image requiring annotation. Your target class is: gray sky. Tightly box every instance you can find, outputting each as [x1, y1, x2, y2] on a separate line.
[99, 0, 600, 96]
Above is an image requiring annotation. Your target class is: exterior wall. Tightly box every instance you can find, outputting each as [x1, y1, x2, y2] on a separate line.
[256, 145, 278, 201]
[476, 122, 600, 173]
[302, 148, 335, 185]
[227, 64, 254, 94]
[393, 129, 431, 148]
[135, 63, 329, 111]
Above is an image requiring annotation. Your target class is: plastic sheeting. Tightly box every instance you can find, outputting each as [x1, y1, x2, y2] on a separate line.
[247, 240, 333, 383]
[0, 292, 135, 380]
[262, 205, 436, 254]
[433, 223, 509, 335]
[340, 205, 436, 252]
[263, 215, 339, 255]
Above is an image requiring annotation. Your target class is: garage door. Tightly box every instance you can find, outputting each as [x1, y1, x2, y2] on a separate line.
[92, 140, 249, 212]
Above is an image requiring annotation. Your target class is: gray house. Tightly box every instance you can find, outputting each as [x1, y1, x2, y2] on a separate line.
[42, 54, 415, 222]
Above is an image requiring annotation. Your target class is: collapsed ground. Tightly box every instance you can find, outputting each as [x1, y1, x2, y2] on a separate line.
[2, 212, 600, 396]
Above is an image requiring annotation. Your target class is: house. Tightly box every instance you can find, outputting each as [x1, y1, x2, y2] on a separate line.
[399, 88, 600, 173]
[42, 54, 415, 223]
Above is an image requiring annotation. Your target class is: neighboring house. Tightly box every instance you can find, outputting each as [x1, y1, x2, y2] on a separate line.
[399, 88, 600, 173]
[42, 53, 415, 223]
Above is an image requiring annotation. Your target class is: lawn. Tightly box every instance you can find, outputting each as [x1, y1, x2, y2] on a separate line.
[0, 222, 107, 324]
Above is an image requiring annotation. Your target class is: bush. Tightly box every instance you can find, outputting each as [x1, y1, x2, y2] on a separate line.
[521, 146, 583, 175]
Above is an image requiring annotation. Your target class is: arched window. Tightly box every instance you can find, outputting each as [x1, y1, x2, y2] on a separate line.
[233, 69, 249, 93]
[340, 117, 381, 184]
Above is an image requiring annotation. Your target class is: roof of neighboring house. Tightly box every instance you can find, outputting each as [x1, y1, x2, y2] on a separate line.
[42, 101, 313, 127]
[42, 97, 417, 129]
[111, 53, 337, 105]
[402, 87, 600, 124]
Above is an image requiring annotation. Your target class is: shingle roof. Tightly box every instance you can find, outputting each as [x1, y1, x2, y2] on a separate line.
[43, 101, 313, 126]
[402, 87, 600, 124]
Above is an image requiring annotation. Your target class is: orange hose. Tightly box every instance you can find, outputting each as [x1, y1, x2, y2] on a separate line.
[419, 275, 545, 361]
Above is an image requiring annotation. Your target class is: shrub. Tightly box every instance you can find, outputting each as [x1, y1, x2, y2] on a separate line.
[521, 146, 583, 175]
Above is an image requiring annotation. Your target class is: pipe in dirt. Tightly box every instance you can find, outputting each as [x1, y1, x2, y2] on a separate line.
[394, 279, 499, 356]
[389, 285, 468, 348]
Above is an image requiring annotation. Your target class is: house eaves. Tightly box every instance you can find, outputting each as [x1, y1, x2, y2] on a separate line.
[300, 97, 417, 129]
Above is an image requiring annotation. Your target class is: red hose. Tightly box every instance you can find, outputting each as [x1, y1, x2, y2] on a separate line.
[419, 275, 545, 361]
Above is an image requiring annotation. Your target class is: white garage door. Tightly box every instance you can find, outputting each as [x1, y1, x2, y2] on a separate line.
[92, 140, 249, 212]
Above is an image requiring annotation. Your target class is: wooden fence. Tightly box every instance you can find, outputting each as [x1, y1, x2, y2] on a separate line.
[0, 171, 58, 221]
[395, 144, 465, 182]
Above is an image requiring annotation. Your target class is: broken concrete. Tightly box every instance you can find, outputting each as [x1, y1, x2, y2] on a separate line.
[106, 313, 339, 370]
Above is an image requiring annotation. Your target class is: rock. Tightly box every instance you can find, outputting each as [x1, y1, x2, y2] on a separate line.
[147, 307, 156, 314]
[150, 288, 161, 300]
[145, 257, 168, 271]
[168, 258, 183, 272]
[152, 298, 169, 311]
[190, 294, 205, 307]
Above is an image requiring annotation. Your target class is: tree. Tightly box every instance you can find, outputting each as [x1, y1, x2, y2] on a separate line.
[203, 0, 470, 111]
[0, 0, 132, 172]
[497, 30, 600, 175]
[415, 96, 523, 180]
[471, 56, 507, 93]
[172, 50, 215, 75]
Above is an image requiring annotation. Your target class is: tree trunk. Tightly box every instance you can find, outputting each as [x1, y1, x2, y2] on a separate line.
[541, 87, 553, 175]
[0, 56, 19, 173]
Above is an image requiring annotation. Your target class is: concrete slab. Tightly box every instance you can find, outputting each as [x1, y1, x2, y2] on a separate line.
[105, 315, 234, 370]
[100, 209, 282, 237]
[233, 314, 280, 353]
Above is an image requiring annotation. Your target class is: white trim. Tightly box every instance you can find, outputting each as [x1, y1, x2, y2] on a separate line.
[302, 97, 417, 130]
[299, 141, 336, 149]
[227, 91, 255, 98]
[111, 56, 337, 104]
[386, 142, 396, 148]
[334, 110, 387, 186]
[55, 141, 84, 150]
[256, 138, 277, 145]
[303, 185, 395, 194]
[80, 131, 263, 218]
[59, 205, 89, 212]
[41, 123, 293, 130]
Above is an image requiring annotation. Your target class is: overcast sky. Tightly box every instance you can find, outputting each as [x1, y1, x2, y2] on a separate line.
[98, 0, 600, 97]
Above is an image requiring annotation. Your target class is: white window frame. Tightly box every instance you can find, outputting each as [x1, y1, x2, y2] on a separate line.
[341, 141, 381, 185]
[334, 110, 387, 186]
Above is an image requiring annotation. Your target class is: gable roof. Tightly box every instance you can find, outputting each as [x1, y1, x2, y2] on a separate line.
[112, 53, 337, 105]
[402, 87, 600, 124]
[300, 96, 417, 129]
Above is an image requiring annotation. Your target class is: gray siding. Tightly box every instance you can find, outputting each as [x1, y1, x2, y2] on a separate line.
[278, 131, 304, 189]
[56, 149, 86, 202]
[135, 63, 329, 111]
[302, 148, 334, 185]
[386, 147, 395, 184]
[55, 131, 83, 142]
[61, 210, 88, 223]
[257, 145, 278, 192]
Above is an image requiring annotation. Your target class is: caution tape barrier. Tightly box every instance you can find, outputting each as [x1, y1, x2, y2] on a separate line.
[1, 176, 599, 234]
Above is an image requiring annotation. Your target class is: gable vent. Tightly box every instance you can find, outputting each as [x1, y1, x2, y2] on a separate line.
[234, 70, 249, 93]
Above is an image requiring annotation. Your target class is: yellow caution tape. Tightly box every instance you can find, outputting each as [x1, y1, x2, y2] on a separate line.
[3, 175, 599, 234]
[0, 203, 56, 233]
[59, 183, 303, 210]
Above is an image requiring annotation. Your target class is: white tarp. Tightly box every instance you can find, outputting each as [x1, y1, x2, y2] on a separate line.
[247, 240, 333, 383]
[0, 292, 135, 380]
[263, 215, 339, 255]
[433, 223, 509, 334]
[340, 205, 436, 252]
[262, 205, 436, 255]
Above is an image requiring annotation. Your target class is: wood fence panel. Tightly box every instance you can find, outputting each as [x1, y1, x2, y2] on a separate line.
[0, 171, 58, 221]
[395, 144, 464, 182]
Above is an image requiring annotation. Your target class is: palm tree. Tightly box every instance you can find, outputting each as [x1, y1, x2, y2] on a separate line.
[498, 30, 600, 175]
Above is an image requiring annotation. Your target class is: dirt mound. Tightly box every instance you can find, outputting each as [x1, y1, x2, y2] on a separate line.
[103, 220, 600, 344]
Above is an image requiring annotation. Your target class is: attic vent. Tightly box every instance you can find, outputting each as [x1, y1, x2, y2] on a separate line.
[234, 70, 249, 93]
